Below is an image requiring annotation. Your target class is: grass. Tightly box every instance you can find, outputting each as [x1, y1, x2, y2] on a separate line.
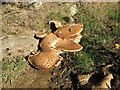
[75, 3, 119, 54]
[1, 57, 27, 85]
[68, 52, 95, 74]
[51, 3, 120, 87]
[60, 2, 120, 74]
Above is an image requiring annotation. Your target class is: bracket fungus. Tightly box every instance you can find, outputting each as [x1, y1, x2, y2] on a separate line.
[50, 20, 83, 43]
[28, 21, 83, 70]
[28, 50, 63, 69]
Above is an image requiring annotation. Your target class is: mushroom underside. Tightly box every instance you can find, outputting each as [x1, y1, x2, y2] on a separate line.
[55, 38, 83, 52]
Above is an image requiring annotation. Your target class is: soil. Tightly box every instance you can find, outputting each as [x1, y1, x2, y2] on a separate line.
[1, 2, 73, 88]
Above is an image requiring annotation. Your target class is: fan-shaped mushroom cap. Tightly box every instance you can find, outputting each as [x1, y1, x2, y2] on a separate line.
[28, 51, 63, 70]
[55, 38, 83, 52]
[54, 23, 83, 38]
[39, 32, 83, 53]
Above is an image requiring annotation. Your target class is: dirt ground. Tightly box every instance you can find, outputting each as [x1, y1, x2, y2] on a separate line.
[1, 2, 120, 89]
[1, 2, 74, 88]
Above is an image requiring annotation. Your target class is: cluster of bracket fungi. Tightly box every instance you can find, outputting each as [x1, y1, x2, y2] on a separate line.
[28, 20, 83, 70]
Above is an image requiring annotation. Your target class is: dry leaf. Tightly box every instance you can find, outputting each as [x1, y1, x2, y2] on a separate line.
[92, 74, 113, 89]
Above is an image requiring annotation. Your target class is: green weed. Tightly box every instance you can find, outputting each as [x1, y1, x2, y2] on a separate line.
[68, 3, 120, 74]
[1, 57, 27, 84]
[68, 52, 95, 74]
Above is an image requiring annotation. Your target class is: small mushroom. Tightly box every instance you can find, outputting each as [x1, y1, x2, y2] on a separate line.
[49, 20, 62, 32]
[49, 20, 62, 28]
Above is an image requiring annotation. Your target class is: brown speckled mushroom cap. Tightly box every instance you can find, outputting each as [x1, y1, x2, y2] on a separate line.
[54, 23, 83, 38]
[28, 50, 63, 70]
[39, 33, 59, 52]
[40, 33, 83, 53]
